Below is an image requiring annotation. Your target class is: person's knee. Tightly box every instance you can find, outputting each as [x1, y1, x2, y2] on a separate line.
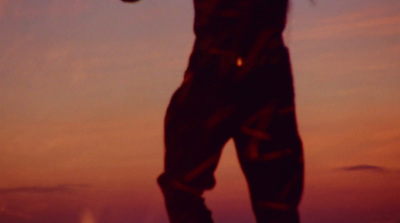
[157, 173, 204, 198]
[157, 173, 214, 223]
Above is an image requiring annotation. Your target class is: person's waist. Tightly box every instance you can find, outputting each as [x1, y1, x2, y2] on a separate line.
[193, 31, 284, 57]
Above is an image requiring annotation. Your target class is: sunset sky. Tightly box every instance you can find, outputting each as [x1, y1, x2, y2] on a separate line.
[1, 0, 399, 222]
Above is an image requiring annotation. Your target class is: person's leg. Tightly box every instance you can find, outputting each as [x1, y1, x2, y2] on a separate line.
[233, 48, 304, 223]
[158, 50, 238, 223]
[158, 111, 227, 223]
[233, 104, 303, 223]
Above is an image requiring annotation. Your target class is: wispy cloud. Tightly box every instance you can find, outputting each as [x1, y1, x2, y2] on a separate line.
[0, 184, 90, 194]
[0, 0, 90, 19]
[293, 3, 400, 42]
[339, 165, 386, 172]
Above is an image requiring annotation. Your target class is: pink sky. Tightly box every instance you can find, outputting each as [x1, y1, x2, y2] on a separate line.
[1, 0, 400, 222]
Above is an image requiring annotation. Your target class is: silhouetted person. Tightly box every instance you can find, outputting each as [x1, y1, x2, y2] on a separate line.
[123, 0, 304, 222]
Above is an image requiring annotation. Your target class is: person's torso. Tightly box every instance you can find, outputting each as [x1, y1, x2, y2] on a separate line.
[193, 0, 289, 55]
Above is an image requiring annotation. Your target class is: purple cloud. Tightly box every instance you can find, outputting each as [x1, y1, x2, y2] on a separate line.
[339, 165, 386, 172]
[0, 184, 90, 194]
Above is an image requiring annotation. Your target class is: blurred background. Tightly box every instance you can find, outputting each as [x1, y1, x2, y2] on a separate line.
[1, 0, 399, 222]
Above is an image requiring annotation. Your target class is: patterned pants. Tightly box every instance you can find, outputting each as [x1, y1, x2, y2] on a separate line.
[158, 42, 303, 223]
